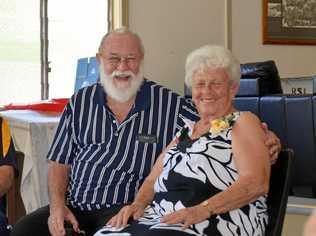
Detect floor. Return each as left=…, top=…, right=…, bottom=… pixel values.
left=282, top=213, right=308, bottom=236
left=282, top=196, right=316, bottom=236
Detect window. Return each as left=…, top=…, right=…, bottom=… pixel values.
left=0, top=0, right=109, bottom=105
left=0, top=0, right=41, bottom=105
left=48, top=0, right=108, bottom=98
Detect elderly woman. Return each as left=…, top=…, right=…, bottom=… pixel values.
left=94, top=45, right=270, bottom=236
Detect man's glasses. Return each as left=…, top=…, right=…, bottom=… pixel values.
left=103, top=55, right=139, bottom=68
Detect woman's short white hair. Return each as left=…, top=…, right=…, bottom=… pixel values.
left=185, top=45, right=241, bottom=88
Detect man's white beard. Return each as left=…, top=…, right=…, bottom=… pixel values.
left=99, top=62, right=144, bottom=103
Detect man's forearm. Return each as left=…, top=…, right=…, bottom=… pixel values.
left=48, top=161, right=70, bottom=211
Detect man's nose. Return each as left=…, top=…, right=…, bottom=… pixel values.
left=116, top=58, right=129, bottom=71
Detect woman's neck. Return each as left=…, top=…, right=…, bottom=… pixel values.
left=193, top=107, right=236, bottom=138
left=199, top=107, right=236, bottom=124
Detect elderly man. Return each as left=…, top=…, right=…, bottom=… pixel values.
left=12, top=28, right=281, bottom=236
left=0, top=117, right=17, bottom=236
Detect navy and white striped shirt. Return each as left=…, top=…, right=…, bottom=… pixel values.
left=47, top=79, right=198, bottom=211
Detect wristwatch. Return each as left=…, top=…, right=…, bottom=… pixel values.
left=201, top=200, right=209, bottom=207
left=201, top=200, right=213, bottom=217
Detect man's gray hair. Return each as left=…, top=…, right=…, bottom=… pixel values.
left=185, top=45, right=241, bottom=88
left=98, top=27, right=145, bottom=55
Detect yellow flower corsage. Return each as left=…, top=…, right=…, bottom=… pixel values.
left=210, top=113, right=236, bottom=134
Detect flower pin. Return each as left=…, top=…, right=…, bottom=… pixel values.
left=209, top=113, right=236, bottom=134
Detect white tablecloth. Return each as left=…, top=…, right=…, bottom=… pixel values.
left=0, top=110, right=60, bottom=213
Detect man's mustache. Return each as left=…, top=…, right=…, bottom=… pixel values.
left=111, top=70, right=134, bottom=78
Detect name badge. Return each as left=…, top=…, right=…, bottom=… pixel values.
left=137, top=134, right=157, bottom=144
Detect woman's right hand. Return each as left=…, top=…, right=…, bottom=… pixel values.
left=107, top=203, right=145, bottom=228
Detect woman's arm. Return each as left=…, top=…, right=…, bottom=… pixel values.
left=162, top=112, right=271, bottom=228
left=204, top=112, right=271, bottom=213
left=133, top=138, right=178, bottom=208
left=107, top=139, right=178, bottom=228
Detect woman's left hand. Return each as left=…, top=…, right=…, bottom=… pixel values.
left=160, top=204, right=211, bottom=230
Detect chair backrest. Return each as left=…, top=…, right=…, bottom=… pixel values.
left=265, top=149, right=294, bottom=236
left=74, top=57, right=100, bottom=92
left=240, top=60, right=283, bottom=95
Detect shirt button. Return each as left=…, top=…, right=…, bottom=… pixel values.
left=114, top=132, right=118, bottom=136
left=112, top=120, right=116, bottom=124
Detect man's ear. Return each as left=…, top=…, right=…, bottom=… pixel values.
left=96, top=53, right=101, bottom=63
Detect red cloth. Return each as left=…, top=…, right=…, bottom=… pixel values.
left=3, top=98, right=69, bottom=113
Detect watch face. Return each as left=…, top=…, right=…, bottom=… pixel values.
left=201, top=200, right=209, bottom=206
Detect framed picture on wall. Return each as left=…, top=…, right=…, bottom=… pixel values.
left=262, top=0, right=316, bottom=45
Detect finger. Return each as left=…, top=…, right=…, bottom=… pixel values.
left=66, top=213, right=80, bottom=232
left=162, top=213, right=184, bottom=224
left=48, top=217, right=64, bottom=236
left=106, top=216, right=115, bottom=226
left=261, top=122, right=268, bottom=132
left=114, top=212, right=124, bottom=228
left=264, top=132, right=275, bottom=145
left=110, top=215, right=119, bottom=228
left=271, top=154, right=278, bottom=164
left=160, top=213, right=172, bottom=223
left=48, top=220, right=56, bottom=236
left=166, top=216, right=185, bottom=225
left=55, top=217, right=66, bottom=235
left=269, top=145, right=280, bottom=157
left=265, top=137, right=279, bottom=147
left=122, top=208, right=132, bottom=226
left=107, top=215, right=120, bottom=227
left=181, top=221, right=190, bottom=230
left=133, top=210, right=143, bottom=220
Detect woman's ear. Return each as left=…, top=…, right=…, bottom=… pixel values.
left=230, top=81, right=240, bottom=96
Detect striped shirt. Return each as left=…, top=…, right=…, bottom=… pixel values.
left=47, top=79, right=198, bottom=211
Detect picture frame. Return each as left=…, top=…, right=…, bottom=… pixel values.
left=262, top=0, right=316, bottom=45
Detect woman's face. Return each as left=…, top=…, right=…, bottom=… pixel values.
left=191, top=67, right=238, bottom=119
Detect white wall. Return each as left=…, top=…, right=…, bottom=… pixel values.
left=129, top=0, right=316, bottom=95
left=129, top=0, right=226, bottom=95
left=231, top=0, right=316, bottom=80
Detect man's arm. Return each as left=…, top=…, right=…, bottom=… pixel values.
left=48, top=160, right=70, bottom=213
left=0, top=165, right=14, bottom=197
left=48, top=160, right=80, bottom=236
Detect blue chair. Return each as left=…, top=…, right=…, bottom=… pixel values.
left=74, top=57, right=100, bottom=92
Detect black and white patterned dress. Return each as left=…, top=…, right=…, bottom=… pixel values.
left=94, top=112, right=268, bottom=236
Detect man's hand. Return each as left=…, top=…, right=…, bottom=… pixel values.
left=48, top=205, right=80, bottom=236
left=261, top=122, right=281, bottom=164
